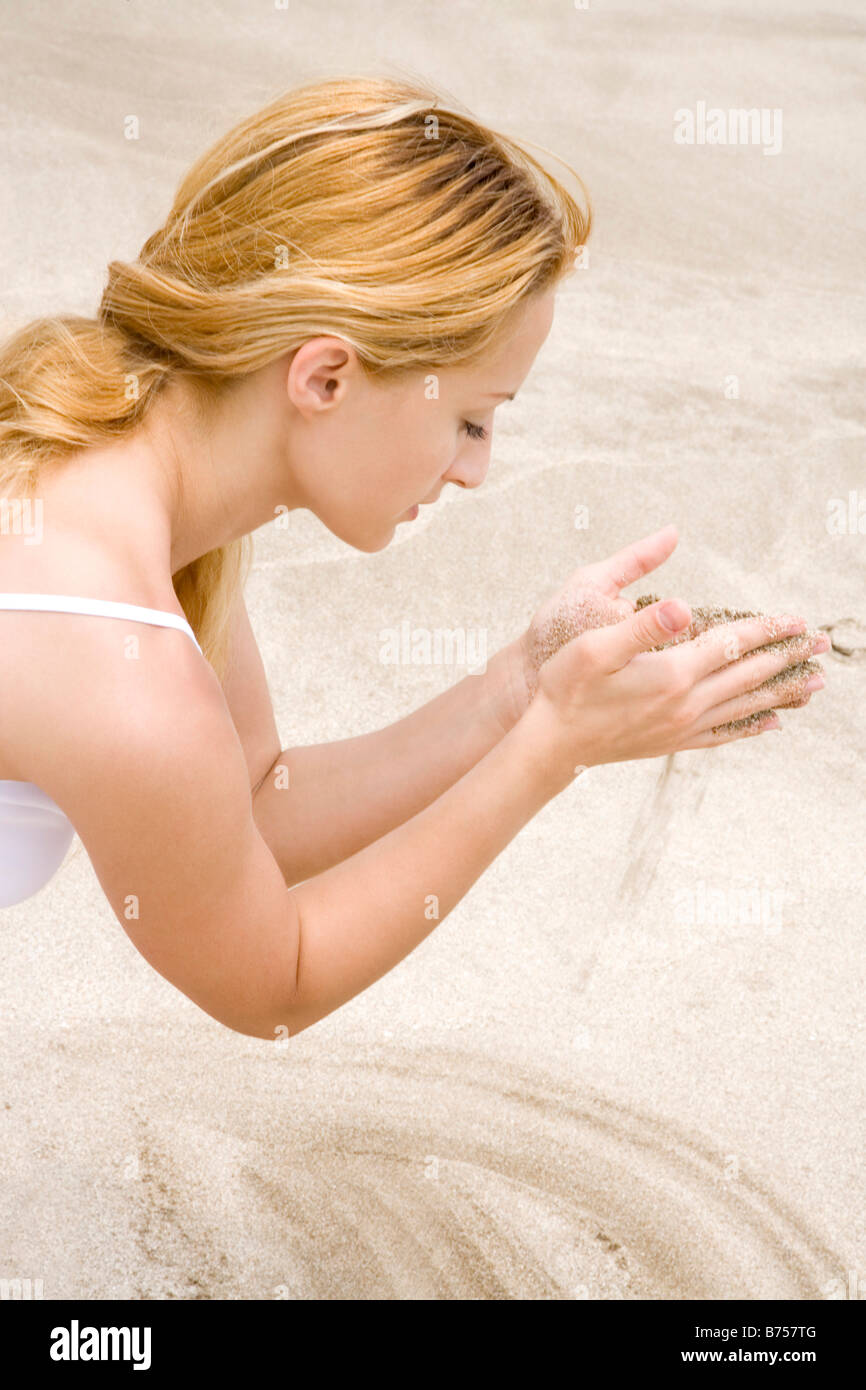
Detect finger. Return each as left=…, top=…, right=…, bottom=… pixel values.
left=584, top=596, right=692, bottom=671
left=671, top=613, right=811, bottom=681
left=692, top=663, right=823, bottom=732
left=678, top=711, right=782, bottom=750
left=577, top=524, right=679, bottom=597
left=691, top=635, right=825, bottom=714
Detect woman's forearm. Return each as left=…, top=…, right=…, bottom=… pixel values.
left=278, top=693, right=573, bottom=1037
left=251, top=638, right=528, bottom=885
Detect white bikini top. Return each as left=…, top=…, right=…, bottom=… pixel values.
left=0, top=594, right=203, bottom=909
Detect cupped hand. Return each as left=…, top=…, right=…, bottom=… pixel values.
left=516, top=523, right=683, bottom=707
left=529, top=597, right=819, bottom=776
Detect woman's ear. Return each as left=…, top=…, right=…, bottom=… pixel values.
left=286, top=337, right=355, bottom=414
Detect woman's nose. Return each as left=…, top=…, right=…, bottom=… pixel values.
left=447, top=443, right=492, bottom=491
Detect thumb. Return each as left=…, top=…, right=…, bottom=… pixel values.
left=594, top=597, right=692, bottom=670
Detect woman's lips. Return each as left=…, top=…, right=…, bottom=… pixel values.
left=402, top=491, right=442, bottom=521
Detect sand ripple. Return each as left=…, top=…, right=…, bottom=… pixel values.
left=6, top=1029, right=839, bottom=1300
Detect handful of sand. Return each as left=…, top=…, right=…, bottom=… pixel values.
left=525, top=589, right=823, bottom=736
left=633, top=593, right=824, bottom=734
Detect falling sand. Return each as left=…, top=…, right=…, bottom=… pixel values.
left=526, top=591, right=824, bottom=736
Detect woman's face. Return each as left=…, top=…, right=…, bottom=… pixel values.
left=283, top=289, right=556, bottom=551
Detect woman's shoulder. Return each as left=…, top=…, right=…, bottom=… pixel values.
left=0, top=602, right=221, bottom=818
left=0, top=541, right=207, bottom=784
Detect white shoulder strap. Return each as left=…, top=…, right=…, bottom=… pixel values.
left=0, top=594, right=203, bottom=654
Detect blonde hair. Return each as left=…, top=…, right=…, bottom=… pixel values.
left=0, top=75, right=591, bottom=680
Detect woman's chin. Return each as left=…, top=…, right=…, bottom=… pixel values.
left=330, top=521, right=396, bottom=553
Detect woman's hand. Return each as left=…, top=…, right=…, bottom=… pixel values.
left=493, top=524, right=826, bottom=743
left=514, top=524, right=683, bottom=710
left=524, top=596, right=821, bottom=777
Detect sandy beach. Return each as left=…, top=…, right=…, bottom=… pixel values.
left=1, top=0, right=863, bottom=1299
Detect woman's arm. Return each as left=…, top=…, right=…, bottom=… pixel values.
left=45, top=599, right=815, bottom=1041
left=47, top=631, right=568, bottom=1042
left=280, top=603, right=820, bottom=1040
left=221, top=587, right=528, bottom=884
left=234, top=527, right=689, bottom=883
left=251, top=638, right=528, bottom=886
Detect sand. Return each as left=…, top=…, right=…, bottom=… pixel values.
left=0, top=0, right=863, bottom=1301
left=632, top=592, right=824, bottom=732
left=525, top=588, right=824, bottom=734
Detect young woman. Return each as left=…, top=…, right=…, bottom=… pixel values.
left=0, top=76, right=826, bottom=1035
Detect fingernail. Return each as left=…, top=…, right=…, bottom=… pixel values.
left=811, top=635, right=830, bottom=654
left=659, top=600, right=689, bottom=631
left=804, top=674, right=825, bottom=692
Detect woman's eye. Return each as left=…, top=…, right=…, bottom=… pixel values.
left=461, top=420, right=488, bottom=442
